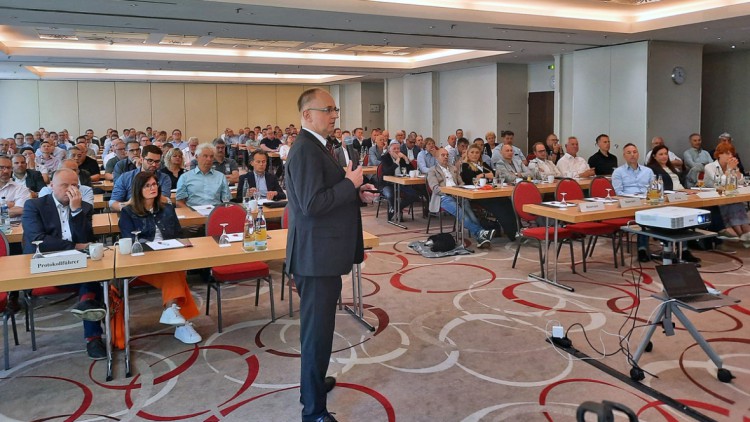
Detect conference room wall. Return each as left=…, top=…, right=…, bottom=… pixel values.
left=385, top=77, right=405, bottom=134
left=404, top=72, right=436, bottom=140
left=702, top=50, right=750, bottom=162
left=440, top=64, right=499, bottom=144
left=0, top=81, right=328, bottom=140
left=361, top=82, right=385, bottom=133
left=339, top=82, right=363, bottom=132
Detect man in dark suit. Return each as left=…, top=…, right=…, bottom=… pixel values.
left=21, top=167, right=107, bottom=360
left=400, top=136, right=421, bottom=162
left=285, top=88, right=377, bottom=422
left=11, top=153, right=45, bottom=196
left=235, top=150, right=286, bottom=202
left=333, top=141, right=360, bottom=169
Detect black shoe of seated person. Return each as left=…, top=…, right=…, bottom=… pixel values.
left=638, top=249, right=650, bottom=263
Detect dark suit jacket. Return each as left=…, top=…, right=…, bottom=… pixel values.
left=648, top=163, right=686, bottom=191
left=285, top=128, right=364, bottom=277
left=334, top=144, right=360, bottom=169
left=235, top=171, right=287, bottom=203
left=20, top=169, right=46, bottom=193
left=400, top=144, right=421, bottom=159
left=22, top=195, right=94, bottom=253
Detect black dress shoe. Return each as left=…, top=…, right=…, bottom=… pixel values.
left=681, top=250, right=701, bottom=263
left=71, top=300, right=106, bottom=321
left=637, top=249, right=650, bottom=263
left=315, top=412, right=338, bottom=422
left=86, top=338, right=107, bottom=360
left=4, top=292, right=20, bottom=315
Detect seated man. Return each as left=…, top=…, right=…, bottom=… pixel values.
left=368, top=134, right=388, bottom=167
left=450, top=137, right=470, bottom=170
left=21, top=168, right=107, bottom=360
left=682, top=133, right=714, bottom=187
left=0, top=155, right=31, bottom=222
left=491, top=130, right=527, bottom=166
left=527, top=142, right=561, bottom=178
left=236, top=150, right=286, bottom=203
left=103, top=139, right=127, bottom=181
left=189, top=139, right=239, bottom=185
left=65, top=147, right=94, bottom=187
left=35, top=140, right=61, bottom=183
left=427, top=148, right=495, bottom=248
left=494, top=143, right=531, bottom=182
left=109, top=145, right=171, bottom=212
left=176, top=143, right=230, bottom=208
left=112, top=140, right=141, bottom=182
left=39, top=160, right=95, bottom=206
left=11, top=153, right=45, bottom=197
left=401, top=135, right=421, bottom=162
left=74, top=140, right=102, bottom=182
left=380, top=141, right=419, bottom=221
left=587, top=134, right=618, bottom=176
left=335, top=139, right=360, bottom=168
left=556, top=136, right=595, bottom=178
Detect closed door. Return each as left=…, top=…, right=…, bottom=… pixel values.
left=528, top=91, right=554, bottom=153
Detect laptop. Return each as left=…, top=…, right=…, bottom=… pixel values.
left=655, top=263, right=740, bottom=310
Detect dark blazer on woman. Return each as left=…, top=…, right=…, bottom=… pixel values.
left=460, top=161, right=494, bottom=185
left=648, top=163, right=685, bottom=191
left=119, top=203, right=182, bottom=242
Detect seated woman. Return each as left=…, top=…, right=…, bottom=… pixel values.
left=460, top=144, right=517, bottom=240
left=380, top=140, right=419, bottom=221
left=703, top=142, right=750, bottom=244
left=160, top=147, right=186, bottom=190
left=118, top=171, right=202, bottom=344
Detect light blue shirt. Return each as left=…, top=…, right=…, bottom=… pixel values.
left=175, top=167, right=230, bottom=207
left=611, top=164, right=654, bottom=195
left=109, top=167, right=172, bottom=206
left=417, top=150, right=437, bottom=174
left=253, top=172, right=268, bottom=197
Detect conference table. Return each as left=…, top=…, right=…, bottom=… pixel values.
left=4, top=213, right=115, bottom=244
left=1, top=250, right=116, bottom=376
left=522, top=187, right=750, bottom=291
left=382, top=175, right=428, bottom=229
left=113, top=229, right=379, bottom=378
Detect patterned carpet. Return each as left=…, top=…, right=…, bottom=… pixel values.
left=1, top=205, right=749, bottom=421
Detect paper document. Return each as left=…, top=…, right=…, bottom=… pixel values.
left=585, top=198, right=618, bottom=203
left=146, top=239, right=188, bottom=250
left=459, top=185, right=480, bottom=190
left=620, top=193, right=646, bottom=199
left=192, top=205, right=214, bottom=216
left=223, top=233, right=244, bottom=243
left=542, top=201, right=577, bottom=208
left=44, top=250, right=85, bottom=257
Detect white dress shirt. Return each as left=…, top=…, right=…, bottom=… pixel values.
left=556, top=153, right=591, bottom=176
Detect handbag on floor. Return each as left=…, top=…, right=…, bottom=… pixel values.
left=427, top=233, right=456, bottom=252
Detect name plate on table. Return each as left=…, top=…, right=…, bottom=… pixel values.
left=619, top=197, right=642, bottom=208
left=697, top=191, right=720, bottom=199
left=31, top=250, right=87, bottom=274
left=578, top=202, right=605, bottom=212
left=666, top=192, right=688, bottom=202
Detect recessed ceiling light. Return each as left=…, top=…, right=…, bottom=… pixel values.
left=731, top=45, right=736, bottom=49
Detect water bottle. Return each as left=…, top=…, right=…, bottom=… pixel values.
left=255, top=206, right=267, bottom=251
left=242, top=207, right=255, bottom=252
left=0, top=197, right=9, bottom=234
left=656, top=174, right=664, bottom=202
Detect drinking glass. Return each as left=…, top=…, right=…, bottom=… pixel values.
left=473, top=177, right=479, bottom=188
left=605, top=188, right=612, bottom=200
left=219, top=223, right=231, bottom=247
left=130, top=231, right=144, bottom=256
left=32, top=240, right=44, bottom=259
left=560, top=192, right=567, bottom=206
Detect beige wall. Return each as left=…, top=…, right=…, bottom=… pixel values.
left=0, top=81, right=328, bottom=141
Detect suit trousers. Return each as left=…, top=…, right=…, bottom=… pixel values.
left=295, top=274, right=342, bottom=421
left=79, top=282, right=104, bottom=339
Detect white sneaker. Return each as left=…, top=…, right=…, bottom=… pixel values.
left=159, top=304, right=186, bottom=326
left=174, top=322, right=202, bottom=344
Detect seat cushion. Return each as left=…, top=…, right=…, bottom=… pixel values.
left=212, top=262, right=270, bottom=282
left=566, top=222, right=619, bottom=236
left=602, top=217, right=632, bottom=227
left=520, top=226, right=573, bottom=240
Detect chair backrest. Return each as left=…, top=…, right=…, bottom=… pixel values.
left=555, top=178, right=585, bottom=201
left=410, top=160, right=418, bottom=170
left=590, top=176, right=614, bottom=198
left=376, top=162, right=384, bottom=185
left=205, top=203, right=246, bottom=236
left=282, top=206, right=290, bottom=229
left=512, top=181, right=542, bottom=223
left=363, top=154, right=369, bottom=166
left=0, top=231, right=8, bottom=258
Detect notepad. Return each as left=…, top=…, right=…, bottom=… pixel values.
left=192, top=205, right=214, bottom=216
left=541, top=201, right=577, bottom=208
left=146, top=239, right=189, bottom=250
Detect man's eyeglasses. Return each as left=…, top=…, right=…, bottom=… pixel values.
left=306, top=107, right=340, bottom=114
left=144, top=158, right=159, bottom=164
left=128, top=148, right=140, bottom=153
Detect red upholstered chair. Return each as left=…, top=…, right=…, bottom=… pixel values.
left=362, top=154, right=369, bottom=166
left=511, top=181, right=577, bottom=277
left=205, top=203, right=275, bottom=332
left=555, top=179, right=621, bottom=271
left=590, top=176, right=630, bottom=264
left=1, top=232, right=20, bottom=370
left=425, top=180, right=456, bottom=234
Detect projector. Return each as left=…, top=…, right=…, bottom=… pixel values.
left=635, top=207, right=710, bottom=230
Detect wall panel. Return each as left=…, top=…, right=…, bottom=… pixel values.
left=247, top=85, right=277, bottom=126
left=185, top=84, right=218, bottom=142
left=151, top=83, right=186, bottom=135
left=115, top=82, right=152, bottom=132
left=276, top=85, right=304, bottom=127
left=39, top=81, right=79, bottom=135
left=78, top=82, right=116, bottom=136
left=0, top=80, right=39, bottom=135
left=217, top=84, right=248, bottom=133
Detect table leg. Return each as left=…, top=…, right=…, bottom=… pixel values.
left=528, top=217, right=574, bottom=291
left=343, top=263, right=375, bottom=331
left=124, top=277, right=132, bottom=378
left=103, top=279, right=113, bottom=382
left=388, top=183, right=407, bottom=229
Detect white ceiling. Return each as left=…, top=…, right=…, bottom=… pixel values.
left=1, top=0, right=749, bottom=83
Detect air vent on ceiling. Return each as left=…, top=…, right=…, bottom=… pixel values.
left=39, top=34, right=78, bottom=40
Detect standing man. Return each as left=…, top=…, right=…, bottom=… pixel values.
left=588, top=134, right=618, bottom=175
left=285, top=88, right=376, bottom=422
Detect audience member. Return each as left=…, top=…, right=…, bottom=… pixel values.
left=380, top=141, right=419, bottom=221
left=66, top=147, right=94, bottom=187
left=400, top=134, right=421, bottom=161
left=335, top=137, right=360, bottom=168
left=110, top=145, right=170, bottom=212
left=236, top=150, right=286, bottom=202
left=445, top=134, right=457, bottom=154
left=450, top=137, right=469, bottom=167
left=176, top=143, right=230, bottom=207
left=472, top=138, right=493, bottom=167
left=39, top=160, right=95, bottom=206
left=483, top=131, right=497, bottom=158
left=644, top=136, right=682, bottom=168
left=494, top=144, right=530, bottom=182
left=161, top=147, right=186, bottom=189
left=368, top=134, right=388, bottom=167
left=682, top=133, right=713, bottom=187
left=35, top=140, right=61, bottom=182
left=417, top=137, right=438, bottom=174
left=556, top=136, right=595, bottom=178
left=528, top=142, right=561, bottom=178
left=0, top=155, right=30, bottom=221
left=703, top=142, right=750, bottom=243
left=588, top=134, right=618, bottom=175
left=11, top=153, right=44, bottom=196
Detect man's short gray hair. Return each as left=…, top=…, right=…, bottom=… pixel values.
left=195, top=142, right=215, bottom=157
